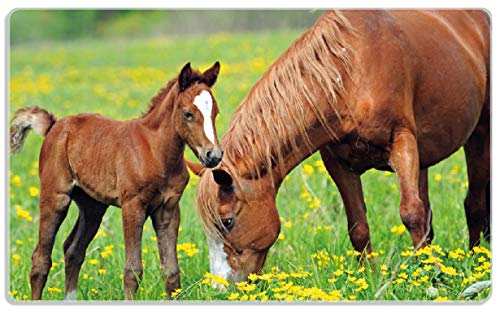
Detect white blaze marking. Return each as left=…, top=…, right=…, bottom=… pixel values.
left=208, top=237, right=232, bottom=284
left=193, top=90, right=215, bottom=144
left=64, top=290, right=77, bottom=301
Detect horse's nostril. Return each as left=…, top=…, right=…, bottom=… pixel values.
left=205, top=150, right=213, bottom=159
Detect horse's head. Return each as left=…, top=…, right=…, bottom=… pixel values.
left=174, top=62, right=222, bottom=168
left=194, top=164, right=281, bottom=282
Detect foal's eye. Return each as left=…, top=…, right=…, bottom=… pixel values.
left=183, top=111, right=194, bottom=120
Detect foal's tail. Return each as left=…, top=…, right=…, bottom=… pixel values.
left=10, top=106, right=56, bottom=154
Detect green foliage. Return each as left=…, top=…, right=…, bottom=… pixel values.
left=9, top=10, right=323, bottom=45
left=8, top=31, right=490, bottom=302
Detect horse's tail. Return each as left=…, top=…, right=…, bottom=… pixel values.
left=10, top=106, right=56, bottom=154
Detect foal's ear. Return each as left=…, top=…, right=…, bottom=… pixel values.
left=213, top=168, right=233, bottom=189
left=178, top=62, right=193, bottom=92
left=185, top=158, right=206, bottom=176
left=203, top=61, right=221, bottom=87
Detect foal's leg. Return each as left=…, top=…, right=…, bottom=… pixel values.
left=463, top=107, right=490, bottom=248
left=389, top=129, right=429, bottom=249
left=30, top=189, right=72, bottom=300
left=151, top=202, right=181, bottom=299
left=418, top=169, right=434, bottom=244
left=63, top=189, right=108, bottom=300
left=320, top=145, right=372, bottom=254
left=122, top=199, right=147, bottom=300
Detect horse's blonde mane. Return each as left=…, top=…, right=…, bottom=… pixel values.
left=197, top=10, right=354, bottom=240
left=223, top=11, right=353, bottom=181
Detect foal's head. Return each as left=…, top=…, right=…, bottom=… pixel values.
left=174, top=62, right=223, bottom=168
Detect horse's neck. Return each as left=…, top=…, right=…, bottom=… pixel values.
left=226, top=97, right=341, bottom=190
left=271, top=125, right=336, bottom=188
left=139, top=91, right=185, bottom=164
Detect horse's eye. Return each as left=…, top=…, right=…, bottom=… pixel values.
left=183, top=111, right=194, bottom=120
left=216, top=217, right=235, bottom=233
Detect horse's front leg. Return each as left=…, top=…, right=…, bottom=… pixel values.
left=151, top=200, right=181, bottom=299
left=389, top=129, right=429, bottom=249
left=418, top=168, right=434, bottom=244
left=320, top=145, right=372, bottom=256
left=122, top=198, right=147, bottom=300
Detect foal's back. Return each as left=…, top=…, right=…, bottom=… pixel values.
left=40, top=113, right=150, bottom=206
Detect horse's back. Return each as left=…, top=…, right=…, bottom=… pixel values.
left=340, top=10, right=489, bottom=168
left=41, top=113, right=130, bottom=205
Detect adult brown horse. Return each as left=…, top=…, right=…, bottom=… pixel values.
left=190, top=10, right=490, bottom=282
left=10, top=62, right=223, bottom=300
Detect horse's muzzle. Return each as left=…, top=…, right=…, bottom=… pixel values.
left=200, top=147, right=223, bottom=168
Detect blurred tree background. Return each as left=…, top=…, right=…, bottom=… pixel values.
left=10, top=10, right=324, bottom=45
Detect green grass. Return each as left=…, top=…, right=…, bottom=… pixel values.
left=8, top=30, right=490, bottom=302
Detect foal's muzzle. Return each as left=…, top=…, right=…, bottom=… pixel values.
left=200, top=147, right=223, bottom=168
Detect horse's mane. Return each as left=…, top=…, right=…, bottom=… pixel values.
left=140, top=68, right=207, bottom=118
left=197, top=10, right=354, bottom=241
left=222, top=10, right=354, bottom=181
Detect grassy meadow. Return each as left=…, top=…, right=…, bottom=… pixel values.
left=8, top=30, right=490, bottom=302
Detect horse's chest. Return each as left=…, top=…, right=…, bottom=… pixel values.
left=148, top=170, right=190, bottom=210
left=332, top=138, right=389, bottom=173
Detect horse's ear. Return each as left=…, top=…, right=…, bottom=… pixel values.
left=203, top=61, right=220, bottom=87
left=213, top=168, right=233, bottom=189
left=185, top=158, right=205, bottom=176
left=178, top=62, right=192, bottom=92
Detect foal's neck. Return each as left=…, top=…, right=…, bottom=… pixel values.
left=140, top=88, right=185, bottom=165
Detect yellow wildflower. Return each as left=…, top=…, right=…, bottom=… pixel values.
left=171, top=288, right=182, bottom=298
left=302, top=164, right=314, bottom=175
left=434, top=173, right=442, bottom=181
left=11, top=175, right=22, bottom=186
left=47, top=287, right=62, bottom=294
left=98, top=269, right=106, bottom=275
left=434, top=296, right=449, bottom=301
left=29, top=186, right=39, bottom=197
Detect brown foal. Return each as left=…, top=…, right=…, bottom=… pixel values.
left=10, top=62, right=223, bottom=300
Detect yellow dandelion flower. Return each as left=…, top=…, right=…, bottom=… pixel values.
left=284, top=221, right=292, bottom=228
left=397, top=224, right=406, bottom=235
left=29, top=186, right=39, bottom=197
left=434, top=173, right=442, bottom=181
left=400, top=264, right=408, bottom=270
left=11, top=175, right=22, bottom=186
left=434, top=296, right=449, bottom=301
left=398, top=272, right=408, bottom=279
left=47, top=287, right=62, bottom=294
left=302, top=164, right=314, bottom=175
left=98, top=269, right=106, bottom=275
left=15, top=239, right=23, bottom=245
left=171, top=288, right=182, bottom=298
left=227, top=292, right=240, bottom=300
left=150, top=236, right=157, bottom=241
left=83, top=273, right=89, bottom=280
left=88, top=259, right=99, bottom=265
left=12, top=254, right=21, bottom=263
left=278, top=233, right=285, bottom=240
